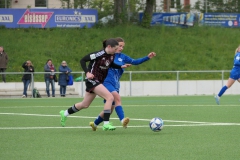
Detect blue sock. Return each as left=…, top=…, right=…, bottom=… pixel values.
left=94, top=115, right=104, bottom=126
left=115, top=106, right=124, bottom=121
left=218, top=85, right=228, bottom=97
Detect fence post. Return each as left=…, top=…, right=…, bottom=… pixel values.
left=81, top=72, right=84, bottom=97
left=31, top=73, right=34, bottom=98
left=129, top=71, right=132, bottom=96
left=177, top=71, right=179, bottom=95
left=221, top=70, right=224, bottom=87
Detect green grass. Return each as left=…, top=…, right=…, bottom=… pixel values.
left=1, top=25, right=240, bottom=81
left=1, top=96, right=240, bottom=160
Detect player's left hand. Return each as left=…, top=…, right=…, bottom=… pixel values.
left=121, top=64, right=131, bottom=68
left=148, top=52, right=156, bottom=58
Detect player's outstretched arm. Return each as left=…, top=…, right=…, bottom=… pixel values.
left=123, top=52, right=156, bottom=65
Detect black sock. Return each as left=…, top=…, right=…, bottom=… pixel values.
left=103, top=110, right=111, bottom=121
left=67, top=104, right=79, bottom=115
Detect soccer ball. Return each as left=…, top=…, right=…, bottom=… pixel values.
left=149, top=117, right=164, bottom=132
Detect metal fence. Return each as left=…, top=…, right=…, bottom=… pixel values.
left=0, top=70, right=231, bottom=97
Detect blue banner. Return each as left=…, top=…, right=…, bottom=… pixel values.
left=139, top=12, right=195, bottom=27
left=140, top=12, right=240, bottom=28
left=198, top=13, right=240, bottom=27
left=0, top=9, right=98, bottom=28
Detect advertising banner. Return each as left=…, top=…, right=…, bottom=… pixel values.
left=139, top=12, right=195, bottom=27
left=198, top=13, right=240, bottom=27
left=140, top=12, right=240, bottom=28
left=0, top=9, right=98, bottom=28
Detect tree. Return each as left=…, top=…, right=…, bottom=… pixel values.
left=73, top=0, right=88, bottom=9
left=114, top=0, right=124, bottom=23
left=113, top=0, right=149, bottom=24
left=0, top=0, right=11, bottom=8
left=141, top=0, right=155, bottom=28
left=193, top=0, right=240, bottom=13
left=91, top=0, right=114, bottom=20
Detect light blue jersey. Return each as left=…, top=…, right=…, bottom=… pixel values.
left=103, top=53, right=149, bottom=92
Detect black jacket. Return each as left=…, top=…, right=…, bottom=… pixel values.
left=22, top=62, right=34, bottom=80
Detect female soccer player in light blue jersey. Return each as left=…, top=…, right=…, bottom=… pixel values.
left=90, top=37, right=156, bottom=130
left=215, top=46, right=240, bottom=105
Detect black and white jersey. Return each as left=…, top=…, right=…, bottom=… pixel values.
left=80, top=49, right=122, bottom=83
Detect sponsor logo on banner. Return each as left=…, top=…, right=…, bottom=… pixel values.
left=0, top=15, right=13, bottom=22
left=55, top=10, right=96, bottom=23
left=17, top=9, right=53, bottom=28
left=234, top=20, right=238, bottom=26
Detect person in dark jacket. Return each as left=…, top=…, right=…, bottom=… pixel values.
left=0, top=46, right=8, bottom=83
left=58, top=61, right=72, bottom=97
left=44, top=59, right=56, bottom=97
left=22, top=60, right=34, bottom=98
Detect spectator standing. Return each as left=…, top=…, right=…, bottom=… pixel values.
left=58, top=61, right=72, bottom=97
left=0, top=46, right=8, bottom=83
left=44, top=59, right=56, bottom=97
left=22, top=60, right=34, bottom=98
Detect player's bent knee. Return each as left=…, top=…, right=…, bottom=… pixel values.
left=105, top=94, right=114, bottom=102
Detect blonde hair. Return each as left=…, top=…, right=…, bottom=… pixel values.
left=235, top=45, right=240, bottom=54
left=27, top=60, right=33, bottom=66
left=62, top=61, right=67, bottom=65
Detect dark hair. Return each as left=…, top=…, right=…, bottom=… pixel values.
left=46, top=59, right=52, bottom=64
left=102, top=38, right=119, bottom=48
left=115, top=37, right=124, bottom=43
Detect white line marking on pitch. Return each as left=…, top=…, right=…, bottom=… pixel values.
left=0, top=112, right=220, bottom=124
left=0, top=104, right=240, bottom=109
left=1, top=112, right=240, bottom=129
left=0, top=123, right=240, bottom=130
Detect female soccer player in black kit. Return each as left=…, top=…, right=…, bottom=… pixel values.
left=59, top=38, right=131, bottom=131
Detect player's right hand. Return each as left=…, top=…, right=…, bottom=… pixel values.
left=148, top=52, right=156, bottom=58
left=86, top=72, right=94, bottom=79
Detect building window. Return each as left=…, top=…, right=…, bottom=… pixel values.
left=35, top=0, right=47, bottom=7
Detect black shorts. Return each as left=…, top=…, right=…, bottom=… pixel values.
left=85, top=78, right=101, bottom=93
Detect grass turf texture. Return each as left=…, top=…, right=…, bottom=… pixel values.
left=0, top=96, right=240, bottom=160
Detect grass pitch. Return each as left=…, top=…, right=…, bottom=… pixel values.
left=0, top=95, right=240, bottom=160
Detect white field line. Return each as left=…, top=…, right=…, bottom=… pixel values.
left=0, top=123, right=240, bottom=130
left=1, top=104, right=240, bottom=109
left=0, top=112, right=240, bottom=130
left=0, top=112, right=227, bottom=124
